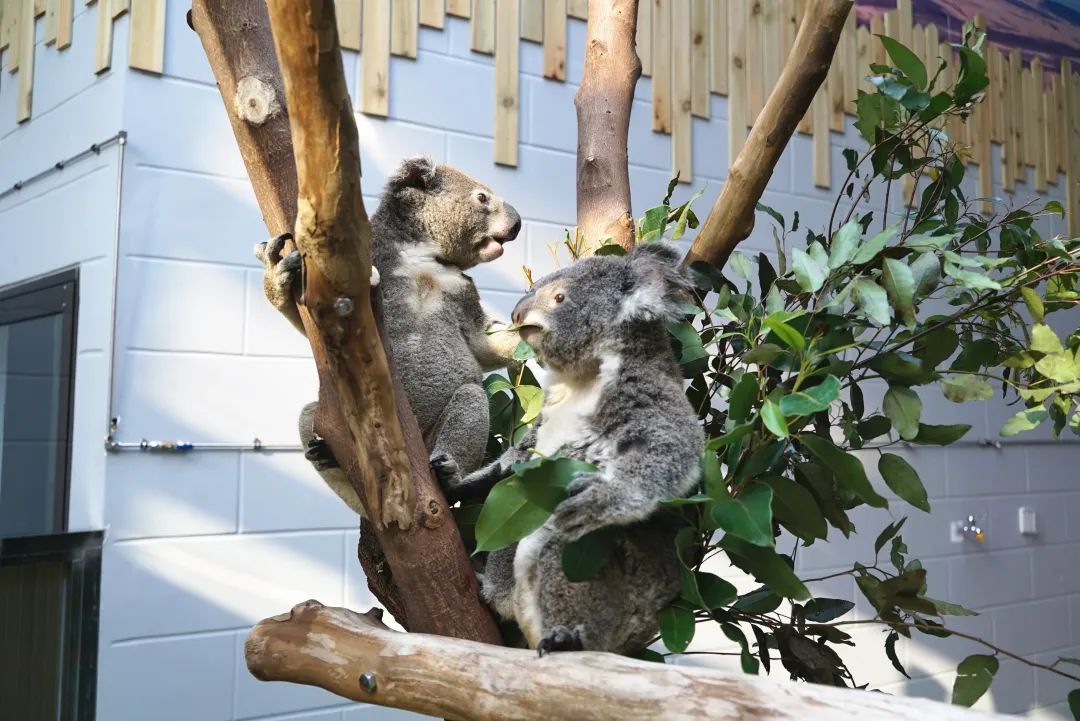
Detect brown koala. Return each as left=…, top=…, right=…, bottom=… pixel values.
left=256, top=157, right=523, bottom=514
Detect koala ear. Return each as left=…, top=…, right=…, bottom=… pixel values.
left=387, top=156, right=437, bottom=191
left=619, top=243, right=693, bottom=322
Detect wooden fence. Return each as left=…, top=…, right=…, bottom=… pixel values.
left=1, top=0, right=1078, bottom=235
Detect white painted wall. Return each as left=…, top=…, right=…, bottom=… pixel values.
left=0, top=6, right=1077, bottom=720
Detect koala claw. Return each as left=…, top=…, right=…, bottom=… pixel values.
left=304, top=437, right=339, bottom=471
left=429, top=453, right=461, bottom=489
left=370, top=266, right=381, bottom=288
left=537, top=626, right=584, bottom=656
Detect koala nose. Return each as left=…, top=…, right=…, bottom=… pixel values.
left=502, top=205, right=522, bottom=242
left=511, top=294, right=532, bottom=326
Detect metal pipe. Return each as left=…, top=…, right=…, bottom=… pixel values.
left=0, top=132, right=128, bottom=202
left=104, top=132, right=128, bottom=450
left=106, top=438, right=302, bottom=453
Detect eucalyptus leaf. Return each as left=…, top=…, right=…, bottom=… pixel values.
left=883, top=386, right=922, bottom=440
left=951, top=654, right=999, bottom=707
left=792, top=247, right=827, bottom=292
left=942, top=375, right=994, bottom=403
left=852, top=279, right=892, bottom=326
left=852, top=225, right=897, bottom=264
left=828, top=221, right=862, bottom=269
left=709, top=483, right=775, bottom=547
left=882, top=258, right=917, bottom=327
left=879, top=453, right=931, bottom=512
left=1000, top=408, right=1048, bottom=437
left=658, top=604, right=696, bottom=653
left=799, top=434, right=889, bottom=508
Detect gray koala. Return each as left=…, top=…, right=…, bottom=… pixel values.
left=256, top=157, right=523, bottom=514
left=445, top=243, right=705, bottom=655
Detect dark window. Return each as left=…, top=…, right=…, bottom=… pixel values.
left=0, top=270, right=77, bottom=537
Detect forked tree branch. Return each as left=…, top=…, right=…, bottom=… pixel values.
left=575, top=0, right=641, bottom=252
left=685, top=0, right=854, bottom=270
left=245, top=600, right=1011, bottom=721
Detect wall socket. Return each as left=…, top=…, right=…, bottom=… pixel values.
left=1018, top=506, right=1038, bottom=536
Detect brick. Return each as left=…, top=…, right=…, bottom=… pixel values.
left=244, top=270, right=317, bottom=358
left=946, top=445, right=1027, bottom=497
left=986, top=494, right=1070, bottom=550
left=391, top=55, right=493, bottom=136
left=343, top=706, right=435, bottom=720
left=993, top=597, right=1070, bottom=656
left=240, top=452, right=357, bottom=533
left=1032, top=544, right=1080, bottom=597
left=353, top=116, right=448, bottom=193
left=1028, top=444, right=1080, bottom=493
left=1034, top=646, right=1080, bottom=710
left=949, top=548, right=1032, bottom=609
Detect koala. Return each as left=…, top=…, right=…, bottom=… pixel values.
left=256, top=157, right=523, bottom=514
left=444, top=243, right=705, bottom=655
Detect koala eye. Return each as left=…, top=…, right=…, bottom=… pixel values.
left=475, top=191, right=489, bottom=204
left=554, top=292, right=565, bottom=304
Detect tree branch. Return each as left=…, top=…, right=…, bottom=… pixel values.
left=574, top=0, right=641, bottom=253
left=245, top=600, right=1012, bottom=721
left=685, top=0, right=853, bottom=270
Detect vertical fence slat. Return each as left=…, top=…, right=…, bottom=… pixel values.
left=567, top=0, right=585, bottom=20
left=44, top=0, right=56, bottom=44
left=543, top=0, right=564, bottom=80
left=420, top=0, right=445, bottom=28
left=761, top=0, right=780, bottom=111
left=1031, top=57, right=1046, bottom=192
left=709, top=0, right=726, bottom=93
left=94, top=0, right=115, bottom=74
left=447, top=0, right=470, bottom=17
left=471, top=0, right=495, bottom=53
left=871, top=13, right=885, bottom=66
left=856, top=25, right=871, bottom=94
left=780, top=0, right=796, bottom=80
left=16, top=0, right=33, bottom=120
left=392, top=0, right=418, bottom=57
left=128, top=0, right=165, bottom=73
left=637, top=0, right=651, bottom=77
left=1045, top=73, right=1058, bottom=184
left=111, top=0, right=127, bottom=18
left=690, top=0, right=709, bottom=118
left=494, top=0, right=518, bottom=166
left=728, top=0, right=747, bottom=154
left=520, top=0, right=541, bottom=41
left=1062, top=63, right=1079, bottom=236
left=896, top=0, right=911, bottom=46
left=1054, top=71, right=1067, bottom=176
left=1010, top=49, right=1024, bottom=179
left=1000, top=46, right=1015, bottom=192
left=651, top=0, right=671, bottom=133
left=986, top=45, right=1001, bottom=143
left=672, top=0, right=692, bottom=179
left=55, top=0, right=70, bottom=49
left=362, top=0, right=391, bottom=116
left=841, top=8, right=856, bottom=114
left=746, top=0, right=763, bottom=125
left=335, top=0, right=362, bottom=49
left=796, top=0, right=813, bottom=134
left=812, top=86, right=829, bottom=187
left=9, top=0, right=24, bottom=72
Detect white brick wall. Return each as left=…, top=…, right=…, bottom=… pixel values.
left=1, top=9, right=1077, bottom=721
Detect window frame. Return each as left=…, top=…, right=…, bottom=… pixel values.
left=0, top=268, right=79, bottom=536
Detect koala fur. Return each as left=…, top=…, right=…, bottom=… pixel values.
left=256, top=157, right=523, bottom=514
left=445, top=243, right=705, bottom=655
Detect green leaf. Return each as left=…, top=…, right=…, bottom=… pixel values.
left=516, top=457, right=597, bottom=511
left=879, top=35, right=928, bottom=89
left=512, top=339, right=535, bottom=360
left=743, top=343, right=784, bottom=366
left=763, top=315, right=806, bottom=351
left=1031, top=323, right=1064, bottom=354
left=756, top=202, right=786, bottom=229
left=808, top=240, right=829, bottom=269
left=1000, top=408, right=1049, bottom=437
left=879, top=453, right=931, bottom=512
left=951, top=654, right=999, bottom=707
left=721, top=536, right=810, bottom=600
left=909, top=252, right=942, bottom=298
left=709, top=483, right=775, bottom=547
left=1020, top=287, right=1045, bottom=322
left=702, top=450, right=725, bottom=499
left=638, top=204, right=669, bottom=242
left=924, top=597, right=979, bottom=617
left=761, top=475, right=828, bottom=540
left=707, top=423, right=754, bottom=451
left=944, top=262, right=1001, bottom=291
left=728, top=251, right=754, bottom=280
left=474, top=477, right=550, bottom=553
left=799, top=434, right=889, bottom=508
left=885, top=631, right=910, bottom=679
left=729, top=373, right=760, bottom=422
left=733, top=586, right=783, bottom=613
left=869, top=352, right=938, bottom=385
left=668, top=320, right=709, bottom=375
left=658, top=604, right=696, bottom=653
left=852, top=279, right=892, bottom=326
left=912, top=423, right=971, bottom=445
left=720, top=623, right=760, bottom=675
left=882, top=258, right=917, bottom=327
left=875, top=518, right=907, bottom=555
left=828, top=221, right=862, bottom=269
left=792, top=247, right=827, bottom=292
left=1068, top=689, right=1080, bottom=721
left=852, top=225, right=897, bottom=264
left=884, top=386, right=922, bottom=440
left=942, top=375, right=994, bottom=403
left=515, top=385, right=544, bottom=424
left=761, top=400, right=790, bottom=439
left=561, top=528, right=616, bottom=582
left=914, top=327, right=959, bottom=368
left=804, top=598, right=855, bottom=622
left=695, top=572, right=738, bottom=609
left=780, top=375, right=841, bottom=417
left=858, top=415, right=892, bottom=440
left=1035, top=353, right=1080, bottom=383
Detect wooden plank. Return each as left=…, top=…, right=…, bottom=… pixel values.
left=494, top=0, right=518, bottom=166
left=780, top=0, right=796, bottom=74
left=873, top=12, right=888, bottom=66
left=16, top=0, right=32, bottom=121
left=1031, top=58, right=1046, bottom=192
left=543, top=0, right=564, bottom=80
left=336, top=0, right=362, bottom=51
left=746, top=0, right=764, bottom=124
left=896, top=0, right=911, bottom=47
left=567, top=0, right=586, bottom=20
left=111, top=0, right=125, bottom=18
left=44, top=0, right=57, bottom=44
left=856, top=25, right=871, bottom=94
left=8, top=0, right=22, bottom=73
left=1063, top=62, right=1079, bottom=236
left=420, top=0, right=445, bottom=29
left=672, top=0, right=692, bottom=179
left=637, top=0, right=651, bottom=77
left=0, top=1, right=6, bottom=54
left=1000, top=46, right=1015, bottom=192
left=54, top=0, right=70, bottom=49
left=520, top=0, right=541, bottom=41
left=841, top=8, right=856, bottom=113
left=924, top=23, right=938, bottom=81
left=709, top=0, right=726, bottom=93
left=471, top=0, right=494, bottom=54
left=651, top=0, right=670, bottom=132
left=690, top=0, right=709, bottom=118
left=796, top=0, right=812, bottom=134
left=128, top=0, right=165, bottom=73
left=93, top=0, right=114, bottom=74
left=1054, top=72, right=1066, bottom=176
left=812, top=86, right=829, bottom=187
left=727, top=0, right=747, bottom=153
left=1009, top=49, right=1024, bottom=179
left=975, top=67, right=992, bottom=211
left=362, top=0, right=391, bottom=116
left=761, top=0, right=780, bottom=108
left=1044, top=75, right=1057, bottom=184
left=447, top=0, right=470, bottom=17
left=391, top=0, right=418, bottom=58
left=987, top=44, right=1003, bottom=143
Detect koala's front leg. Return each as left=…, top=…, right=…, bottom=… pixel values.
left=470, top=317, right=524, bottom=371
left=440, top=425, right=538, bottom=503
left=255, top=234, right=305, bottom=335
left=298, top=402, right=366, bottom=516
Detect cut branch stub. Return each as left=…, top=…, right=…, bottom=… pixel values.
left=685, top=0, right=854, bottom=270
left=574, top=0, right=641, bottom=253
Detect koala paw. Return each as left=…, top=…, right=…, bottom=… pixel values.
left=537, top=626, right=584, bottom=656
left=304, top=437, right=339, bottom=471
left=566, top=471, right=599, bottom=498
left=370, top=266, right=381, bottom=288
left=255, top=234, right=302, bottom=309
left=429, top=453, right=461, bottom=490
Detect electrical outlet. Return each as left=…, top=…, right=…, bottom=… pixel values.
left=1018, top=507, right=1038, bottom=536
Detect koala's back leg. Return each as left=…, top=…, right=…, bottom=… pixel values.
left=428, top=383, right=489, bottom=484
left=531, top=540, right=620, bottom=653
left=299, top=402, right=366, bottom=516
left=479, top=545, right=517, bottom=620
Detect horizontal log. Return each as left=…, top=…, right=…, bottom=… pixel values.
left=246, top=600, right=1011, bottom=721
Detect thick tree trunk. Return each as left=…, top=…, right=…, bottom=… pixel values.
left=191, top=0, right=500, bottom=644
left=684, top=0, right=853, bottom=270
left=245, top=600, right=1010, bottom=721
left=574, top=0, right=641, bottom=253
